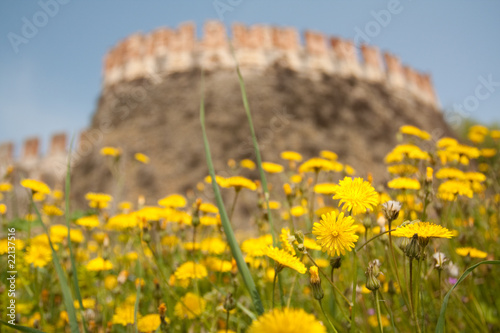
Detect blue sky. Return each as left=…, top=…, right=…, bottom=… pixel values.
left=1, top=1, right=499, bottom=155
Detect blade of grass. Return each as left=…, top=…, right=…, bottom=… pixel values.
left=199, top=71, right=264, bottom=315
left=0, top=320, right=44, bottom=332
left=65, top=136, right=89, bottom=333
left=30, top=197, right=80, bottom=333
left=435, top=260, right=500, bottom=333
left=134, top=259, right=142, bottom=333
left=229, top=43, right=277, bottom=247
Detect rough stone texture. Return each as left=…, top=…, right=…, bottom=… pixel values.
left=71, top=67, right=454, bottom=209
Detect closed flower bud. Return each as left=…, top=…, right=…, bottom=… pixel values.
left=224, top=293, right=236, bottom=312
left=330, top=257, right=342, bottom=270
left=426, top=167, right=433, bottom=183
left=309, top=266, right=324, bottom=300
left=365, top=259, right=382, bottom=291
left=382, top=200, right=402, bottom=222
left=405, top=234, right=420, bottom=259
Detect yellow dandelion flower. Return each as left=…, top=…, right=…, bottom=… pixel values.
left=104, top=275, right=118, bottom=290
left=200, top=215, right=219, bottom=226
left=302, top=237, right=321, bottom=251
left=119, top=201, right=133, bottom=211
left=200, top=237, right=226, bottom=255
left=388, top=177, right=421, bottom=190
left=158, top=194, right=187, bottom=208
left=240, top=159, right=256, bottom=170
left=320, top=150, right=338, bottom=161
left=290, top=205, right=307, bottom=217
left=464, top=171, right=486, bottom=182
left=447, top=144, right=480, bottom=159
left=490, top=129, right=500, bottom=139
left=204, top=257, right=232, bottom=272
left=161, top=235, right=179, bottom=247
left=468, top=131, right=485, bottom=144
left=315, top=206, right=337, bottom=217
left=242, top=234, right=273, bottom=257
left=385, top=144, right=430, bottom=163
left=21, top=179, right=51, bottom=194
left=290, top=174, right=303, bottom=184
left=314, top=183, right=338, bottom=195
left=137, top=314, right=162, bottom=332
left=368, top=314, right=390, bottom=328
left=280, top=228, right=296, bottom=255
left=0, top=182, right=13, bottom=192
left=281, top=151, right=303, bottom=161
left=313, top=211, right=358, bottom=256
left=112, top=305, right=135, bottom=326
left=134, top=152, right=150, bottom=164
left=435, top=167, right=466, bottom=180
left=74, top=298, right=95, bottom=309
left=107, top=213, right=137, bottom=230
left=224, top=176, right=257, bottom=191
left=76, top=215, right=100, bottom=228
left=262, top=162, right=284, bottom=173
left=469, top=124, right=488, bottom=135
left=50, top=225, right=84, bottom=243
left=436, top=137, right=458, bottom=149
left=199, top=202, right=218, bottom=214
left=86, top=257, right=113, bottom=271
left=43, top=204, right=63, bottom=217
left=174, top=292, right=206, bottom=319
left=481, top=148, right=497, bottom=158
left=0, top=204, right=6, bottom=215
left=0, top=239, right=24, bottom=254
left=182, top=242, right=201, bottom=251
left=456, top=247, right=488, bottom=259
left=52, top=190, right=64, bottom=200
left=264, top=200, right=281, bottom=210
left=25, top=245, right=52, bottom=268
left=248, top=308, right=326, bottom=333
left=265, top=246, right=306, bottom=274
left=174, top=261, right=208, bottom=280
left=299, top=158, right=338, bottom=173
left=332, top=177, right=378, bottom=215
left=437, top=180, right=473, bottom=201
left=85, top=192, right=112, bottom=209
left=399, top=125, right=431, bottom=140
left=100, top=146, right=121, bottom=157
left=392, top=222, right=454, bottom=239
left=387, top=164, right=419, bottom=175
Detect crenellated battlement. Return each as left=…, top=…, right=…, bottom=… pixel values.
left=102, top=21, right=438, bottom=107
left=0, top=133, right=71, bottom=181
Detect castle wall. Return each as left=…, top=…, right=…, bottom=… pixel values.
left=100, top=21, right=439, bottom=108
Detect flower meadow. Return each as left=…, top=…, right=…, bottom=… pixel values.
left=1, top=78, right=500, bottom=333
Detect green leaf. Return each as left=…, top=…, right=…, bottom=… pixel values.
left=31, top=199, right=80, bottom=333
left=65, top=137, right=88, bottom=333
left=199, top=71, right=264, bottom=315
left=230, top=43, right=277, bottom=247
left=0, top=320, right=44, bottom=332
left=435, top=260, right=500, bottom=333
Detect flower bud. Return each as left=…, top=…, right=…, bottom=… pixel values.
left=223, top=293, right=236, bottom=312
left=309, top=266, right=324, bottom=300
left=330, top=257, right=342, bottom=270
left=405, top=234, right=420, bottom=259
left=365, top=259, right=382, bottom=291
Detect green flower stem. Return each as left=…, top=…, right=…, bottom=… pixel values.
left=229, top=189, right=240, bottom=221
left=272, top=268, right=278, bottom=309
left=308, top=171, right=319, bottom=230
left=374, top=291, right=384, bottom=333
left=349, top=250, right=357, bottom=333
left=387, top=221, right=411, bottom=312
left=286, top=271, right=299, bottom=308
left=319, top=300, right=339, bottom=333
